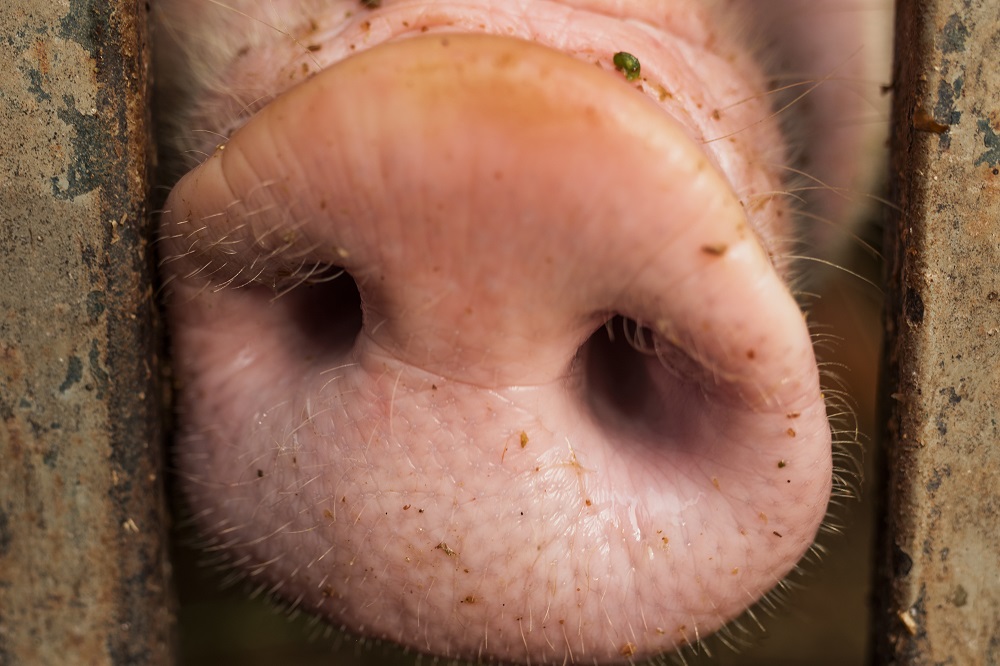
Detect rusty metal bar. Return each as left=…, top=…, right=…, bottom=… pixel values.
left=875, top=0, right=1000, bottom=663
left=0, top=1, right=176, bottom=664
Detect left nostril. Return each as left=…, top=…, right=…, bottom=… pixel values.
left=279, top=266, right=363, bottom=359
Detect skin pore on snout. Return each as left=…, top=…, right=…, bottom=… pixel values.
left=153, top=1, right=890, bottom=663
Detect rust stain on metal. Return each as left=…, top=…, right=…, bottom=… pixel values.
left=876, top=1, right=1000, bottom=664
left=913, top=107, right=950, bottom=134
left=0, top=1, right=175, bottom=664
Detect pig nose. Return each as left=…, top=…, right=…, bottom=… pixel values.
left=162, top=34, right=816, bottom=407
left=160, top=34, right=833, bottom=662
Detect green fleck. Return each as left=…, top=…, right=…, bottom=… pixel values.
left=613, top=51, right=641, bottom=81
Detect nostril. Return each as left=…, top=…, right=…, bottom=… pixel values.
left=580, top=316, right=711, bottom=449
left=583, top=317, right=659, bottom=425
left=281, top=265, right=363, bottom=358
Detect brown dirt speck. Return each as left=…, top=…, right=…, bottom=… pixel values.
left=436, top=542, right=457, bottom=556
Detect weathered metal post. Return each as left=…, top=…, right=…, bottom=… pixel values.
left=0, top=1, right=175, bottom=664
left=876, top=0, right=1000, bottom=663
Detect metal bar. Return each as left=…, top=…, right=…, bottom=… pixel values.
left=875, top=0, right=1000, bottom=663
left=0, top=1, right=176, bottom=664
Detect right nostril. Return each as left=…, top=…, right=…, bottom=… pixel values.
left=281, top=265, right=363, bottom=358
left=582, top=316, right=659, bottom=424
left=580, top=316, right=710, bottom=450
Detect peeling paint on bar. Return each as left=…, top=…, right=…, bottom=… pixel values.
left=0, top=1, right=175, bottom=664
left=876, top=1, right=1000, bottom=663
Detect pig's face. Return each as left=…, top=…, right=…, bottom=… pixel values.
left=153, top=1, right=890, bottom=663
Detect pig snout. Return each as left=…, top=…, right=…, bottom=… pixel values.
left=153, top=1, right=888, bottom=663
